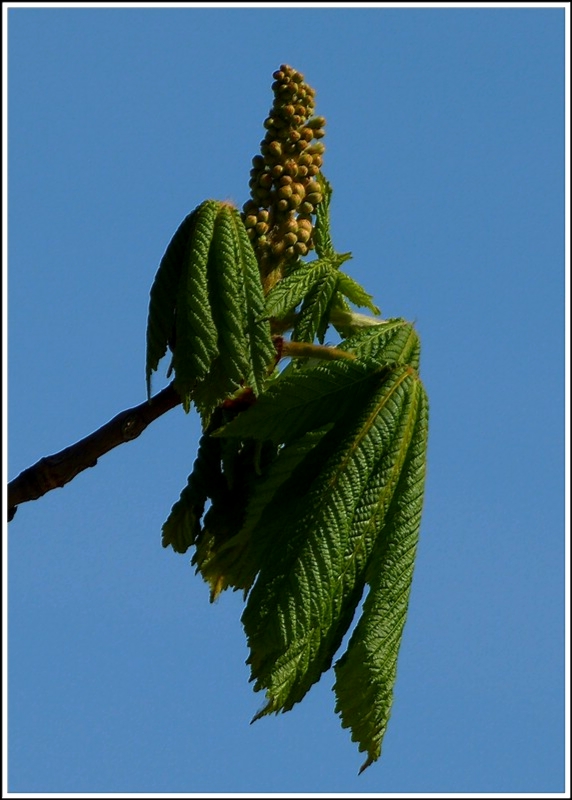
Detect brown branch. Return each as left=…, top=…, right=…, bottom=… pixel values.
left=7, top=383, right=182, bottom=522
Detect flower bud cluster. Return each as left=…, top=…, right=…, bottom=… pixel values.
left=243, top=65, right=326, bottom=265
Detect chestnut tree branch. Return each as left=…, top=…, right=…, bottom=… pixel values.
left=7, top=383, right=182, bottom=522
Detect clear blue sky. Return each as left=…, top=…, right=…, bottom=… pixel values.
left=6, top=4, right=566, bottom=795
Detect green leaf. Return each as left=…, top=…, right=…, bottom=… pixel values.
left=185, top=204, right=274, bottom=425
left=214, top=357, right=385, bottom=446
left=334, top=385, right=429, bottom=773
left=215, top=320, right=419, bottom=446
left=145, top=208, right=199, bottom=398
left=171, top=200, right=220, bottom=410
left=208, top=207, right=255, bottom=390
left=337, top=272, right=381, bottom=315
left=293, top=267, right=339, bottom=344
left=161, top=423, right=226, bottom=554
left=313, top=174, right=335, bottom=259
left=265, top=260, right=334, bottom=320
left=228, top=208, right=276, bottom=395
left=242, top=366, right=425, bottom=717
left=199, top=430, right=325, bottom=596
left=339, top=319, right=421, bottom=372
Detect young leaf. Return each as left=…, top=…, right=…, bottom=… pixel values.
left=292, top=268, right=339, bottom=344
left=339, top=319, right=421, bottom=372
left=264, top=260, right=334, bottom=321
left=313, top=174, right=335, bottom=259
left=209, top=206, right=255, bottom=389
left=214, top=320, right=420, bottom=446
left=337, top=272, right=381, bottom=315
left=145, top=208, right=199, bottom=398
left=228, top=207, right=276, bottom=395
left=242, top=366, right=425, bottom=717
left=171, top=200, right=220, bottom=410
left=333, top=385, right=429, bottom=773
left=161, top=422, right=226, bottom=554
left=214, top=357, right=384, bottom=446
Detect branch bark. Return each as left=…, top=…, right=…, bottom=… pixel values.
left=7, top=383, right=182, bottom=522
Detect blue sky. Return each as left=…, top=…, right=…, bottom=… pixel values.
left=6, top=4, right=567, bottom=795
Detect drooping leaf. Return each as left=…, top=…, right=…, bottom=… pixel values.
left=334, top=385, right=429, bottom=773
left=161, top=420, right=226, bottom=554
left=229, top=208, right=276, bottom=395
left=214, top=357, right=384, bottom=446
left=214, top=320, right=420, bottom=446
left=145, top=208, right=199, bottom=398
left=242, top=366, right=425, bottom=717
left=171, top=200, right=220, bottom=410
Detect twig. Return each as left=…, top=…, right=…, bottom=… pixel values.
left=7, top=383, right=182, bottom=522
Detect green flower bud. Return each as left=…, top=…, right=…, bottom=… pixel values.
left=244, top=214, right=258, bottom=228
left=277, top=198, right=289, bottom=212
left=300, top=201, right=314, bottom=215
left=294, top=241, right=309, bottom=256
left=306, top=191, right=322, bottom=206
left=284, top=232, right=298, bottom=246
left=268, top=141, right=282, bottom=157
left=306, top=116, right=326, bottom=129
left=306, top=142, right=325, bottom=155
left=278, top=184, right=293, bottom=199
left=283, top=160, right=299, bottom=176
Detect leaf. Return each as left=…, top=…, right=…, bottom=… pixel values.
left=337, top=272, right=380, bottom=315
left=313, top=174, right=335, bottom=259
left=214, top=357, right=385, bottom=446
left=214, top=320, right=419, bottom=446
left=339, top=319, right=421, bottom=372
left=264, top=260, right=334, bottom=320
left=145, top=208, right=199, bottom=398
left=196, top=431, right=324, bottom=597
left=293, top=267, right=339, bottom=344
left=184, top=205, right=274, bottom=425
left=334, top=385, right=429, bottom=773
left=161, top=422, right=226, bottom=554
left=171, top=200, right=220, bottom=410
left=208, top=207, right=254, bottom=390
left=242, top=366, right=425, bottom=717
left=228, top=208, right=276, bottom=395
